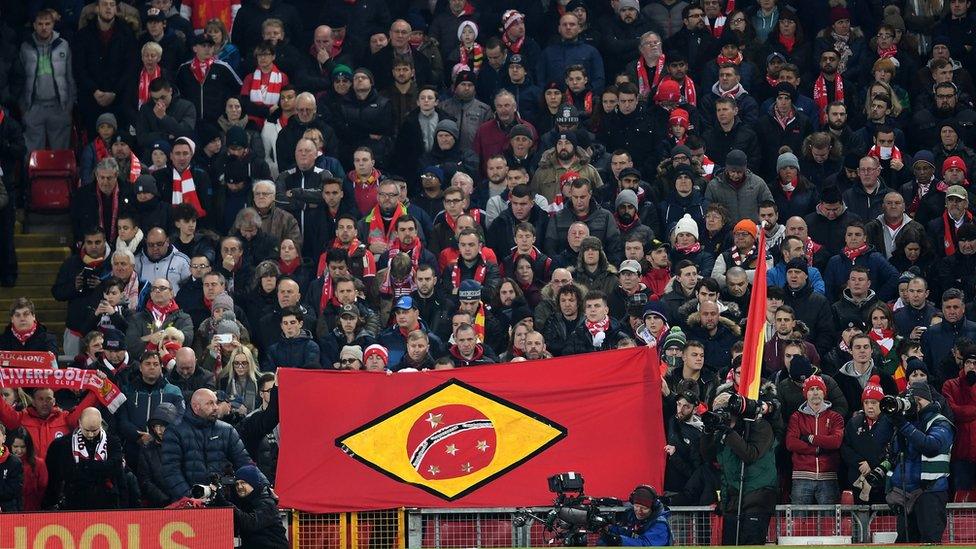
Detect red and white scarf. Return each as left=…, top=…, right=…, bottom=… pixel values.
left=868, top=144, right=902, bottom=163
left=502, top=32, right=524, bottom=54
left=636, top=54, right=666, bottom=98
left=665, top=76, right=698, bottom=106
left=585, top=316, right=610, bottom=337
left=11, top=322, right=38, bottom=345
left=190, top=56, right=215, bottom=84
left=877, top=44, right=897, bottom=59
left=146, top=299, right=180, bottom=329
left=842, top=243, right=869, bottom=262
left=459, top=43, right=484, bottom=73
left=317, top=271, right=333, bottom=315
left=716, top=51, right=742, bottom=66
left=708, top=15, right=727, bottom=38
left=675, top=242, right=702, bottom=254
left=944, top=210, right=975, bottom=255
left=390, top=238, right=423, bottom=268
left=909, top=178, right=933, bottom=214
left=813, top=72, right=843, bottom=125
left=869, top=327, right=895, bottom=356
left=718, top=82, right=743, bottom=98
left=246, top=65, right=285, bottom=107
left=450, top=262, right=487, bottom=290
left=95, top=139, right=142, bottom=183
left=804, top=238, right=821, bottom=265
left=172, top=168, right=206, bottom=217
left=730, top=245, right=756, bottom=266
left=138, top=65, right=162, bottom=108
left=72, top=428, right=108, bottom=463
left=774, top=107, right=795, bottom=130
left=379, top=268, right=417, bottom=299
left=96, top=185, right=120, bottom=243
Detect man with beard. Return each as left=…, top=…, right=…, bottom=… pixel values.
left=662, top=390, right=704, bottom=496
left=808, top=49, right=858, bottom=128
left=368, top=20, right=433, bottom=90
left=664, top=5, right=715, bottom=70
left=912, top=81, right=976, bottom=151
left=532, top=131, right=603, bottom=203
left=823, top=102, right=865, bottom=160
left=522, top=330, right=551, bottom=360
left=357, top=180, right=408, bottom=258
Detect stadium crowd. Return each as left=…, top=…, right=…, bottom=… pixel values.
left=0, top=0, right=975, bottom=544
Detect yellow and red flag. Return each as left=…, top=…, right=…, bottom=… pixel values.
left=276, top=347, right=665, bottom=512
left=738, top=222, right=768, bottom=401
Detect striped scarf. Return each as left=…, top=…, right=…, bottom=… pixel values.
left=246, top=64, right=285, bottom=108
left=172, top=168, right=206, bottom=217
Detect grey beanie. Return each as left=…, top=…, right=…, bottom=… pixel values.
left=212, top=292, right=234, bottom=313
left=435, top=119, right=460, bottom=139
left=215, top=311, right=241, bottom=336
left=96, top=113, right=118, bottom=130
left=615, top=189, right=639, bottom=209
left=776, top=152, right=800, bottom=172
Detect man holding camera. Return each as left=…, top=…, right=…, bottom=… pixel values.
left=701, top=393, right=778, bottom=545
left=887, top=380, right=955, bottom=543
left=600, top=485, right=672, bottom=546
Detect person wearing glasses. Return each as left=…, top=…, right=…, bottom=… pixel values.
left=135, top=227, right=192, bottom=294
left=125, top=278, right=194, bottom=357
left=43, top=407, right=124, bottom=510
left=335, top=345, right=364, bottom=370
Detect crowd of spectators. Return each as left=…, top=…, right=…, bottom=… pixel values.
left=0, top=0, right=974, bottom=544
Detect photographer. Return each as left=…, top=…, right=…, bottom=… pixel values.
left=601, top=485, right=672, bottom=546
left=701, top=393, right=778, bottom=546
left=226, top=465, right=288, bottom=549
left=841, top=376, right=894, bottom=503
left=887, top=381, right=955, bottom=543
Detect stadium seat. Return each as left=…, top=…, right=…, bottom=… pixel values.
left=27, top=150, right=78, bottom=215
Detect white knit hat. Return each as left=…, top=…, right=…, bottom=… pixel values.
left=673, top=214, right=699, bottom=240
left=458, top=20, right=479, bottom=40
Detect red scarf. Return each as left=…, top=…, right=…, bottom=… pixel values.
left=93, top=138, right=111, bottom=162
left=663, top=76, right=697, bottom=106
left=868, top=144, right=902, bottom=163
left=842, top=243, right=869, bottom=262
left=146, top=299, right=180, bottom=328
left=675, top=242, right=702, bottom=254
left=765, top=74, right=779, bottom=88
left=585, top=316, right=610, bottom=336
left=390, top=238, right=423, bottom=267
left=502, top=33, right=524, bottom=54
left=804, top=238, right=821, bottom=265
left=365, top=203, right=406, bottom=246
left=190, top=57, right=215, bottom=84
left=730, top=245, right=756, bottom=266
left=909, top=178, right=932, bottom=214
left=317, top=271, right=333, bottom=315
left=138, top=65, right=161, bottom=108
left=173, top=168, right=206, bottom=217
left=778, top=34, right=796, bottom=53
left=716, top=51, right=742, bottom=65
left=450, top=261, right=487, bottom=290
left=98, top=139, right=143, bottom=184
left=636, top=54, right=666, bottom=98
left=565, top=90, right=593, bottom=114
left=869, top=328, right=895, bottom=356
left=246, top=65, right=285, bottom=107
left=444, top=209, right=482, bottom=232
left=877, top=44, right=897, bottom=59
left=813, top=72, right=843, bottom=125
left=278, top=257, right=301, bottom=275
left=774, top=107, right=795, bottom=130
left=11, top=322, right=38, bottom=345
left=943, top=210, right=975, bottom=255
left=459, top=43, right=484, bottom=73
left=708, top=15, right=727, bottom=38
left=96, top=186, right=120, bottom=242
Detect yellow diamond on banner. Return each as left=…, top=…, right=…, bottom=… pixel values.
left=336, top=379, right=567, bottom=500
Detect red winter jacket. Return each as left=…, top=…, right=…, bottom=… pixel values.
left=785, top=402, right=845, bottom=479
left=943, top=370, right=976, bottom=461
left=0, top=392, right=99, bottom=458
left=19, top=457, right=48, bottom=511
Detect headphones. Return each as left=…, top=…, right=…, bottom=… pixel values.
left=629, top=484, right=658, bottom=506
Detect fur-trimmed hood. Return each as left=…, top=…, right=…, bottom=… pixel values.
left=686, top=310, right=742, bottom=336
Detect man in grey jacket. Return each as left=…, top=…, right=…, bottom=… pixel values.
left=15, top=9, right=75, bottom=151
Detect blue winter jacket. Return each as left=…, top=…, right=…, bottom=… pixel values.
left=767, top=262, right=826, bottom=294
left=161, top=409, right=251, bottom=499
left=823, top=247, right=900, bottom=301
left=606, top=503, right=673, bottom=546
left=378, top=320, right=444, bottom=367
left=537, top=40, right=605, bottom=92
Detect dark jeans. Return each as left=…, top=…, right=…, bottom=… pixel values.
left=896, top=490, right=948, bottom=543
left=722, top=513, right=771, bottom=545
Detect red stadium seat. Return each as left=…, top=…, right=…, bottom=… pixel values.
left=27, top=150, right=78, bottom=214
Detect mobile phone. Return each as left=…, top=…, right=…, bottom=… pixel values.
left=917, top=326, right=928, bottom=332
left=215, top=334, right=233, bottom=344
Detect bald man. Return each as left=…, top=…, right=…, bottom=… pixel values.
left=161, top=389, right=251, bottom=500
left=44, top=407, right=124, bottom=510
left=168, top=347, right=216, bottom=403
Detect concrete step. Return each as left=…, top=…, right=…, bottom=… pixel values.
left=0, top=296, right=60, bottom=311
left=14, top=233, right=71, bottom=248
left=15, top=247, right=71, bottom=262
left=0, top=285, right=54, bottom=300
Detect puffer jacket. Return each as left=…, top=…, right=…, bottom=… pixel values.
left=160, top=409, right=251, bottom=499
left=135, top=245, right=191, bottom=294
left=174, top=58, right=241, bottom=123
left=333, top=89, right=395, bottom=164
left=823, top=246, right=900, bottom=301
left=530, top=147, right=604, bottom=203
left=942, top=368, right=976, bottom=462
left=889, top=402, right=955, bottom=493
left=0, top=392, right=99, bottom=459
left=264, top=330, right=321, bottom=371
left=785, top=401, right=845, bottom=479
left=18, top=31, right=75, bottom=111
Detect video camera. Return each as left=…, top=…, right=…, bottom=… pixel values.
left=701, top=391, right=779, bottom=433
left=514, top=473, right=622, bottom=546
left=190, top=473, right=237, bottom=505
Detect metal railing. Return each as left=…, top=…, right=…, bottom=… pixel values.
left=287, top=503, right=976, bottom=547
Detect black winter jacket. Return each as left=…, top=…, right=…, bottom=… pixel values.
left=0, top=451, right=23, bottom=512
left=174, top=59, right=241, bottom=123
left=161, top=410, right=251, bottom=499
left=138, top=440, right=169, bottom=507
left=44, top=432, right=123, bottom=510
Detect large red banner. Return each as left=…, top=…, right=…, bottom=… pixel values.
left=0, top=508, right=234, bottom=548
left=277, top=347, right=665, bottom=512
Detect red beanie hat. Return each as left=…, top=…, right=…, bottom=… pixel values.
left=669, top=107, right=690, bottom=129
left=655, top=79, right=681, bottom=103
left=802, top=374, right=827, bottom=395
left=943, top=155, right=968, bottom=177
left=862, top=375, right=885, bottom=401
left=363, top=344, right=389, bottom=366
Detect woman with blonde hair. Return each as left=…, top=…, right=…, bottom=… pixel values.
left=218, top=345, right=260, bottom=412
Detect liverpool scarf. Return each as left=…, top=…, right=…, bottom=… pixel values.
left=173, top=168, right=206, bottom=217
left=813, top=72, right=843, bottom=125
left=944, top=210, right=974, bottom=255
left=138, top=65, right=162, bottom=108
left=636, top=54, right=666, bottom=98
left=72, top=428, right=108, bottom=463
left=0, top=366, right=126, bottom=412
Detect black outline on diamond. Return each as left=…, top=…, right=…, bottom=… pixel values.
left=335, top=378, right=568, bottom=501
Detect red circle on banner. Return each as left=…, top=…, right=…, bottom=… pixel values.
left=407, top=404, right=497, bottom=480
